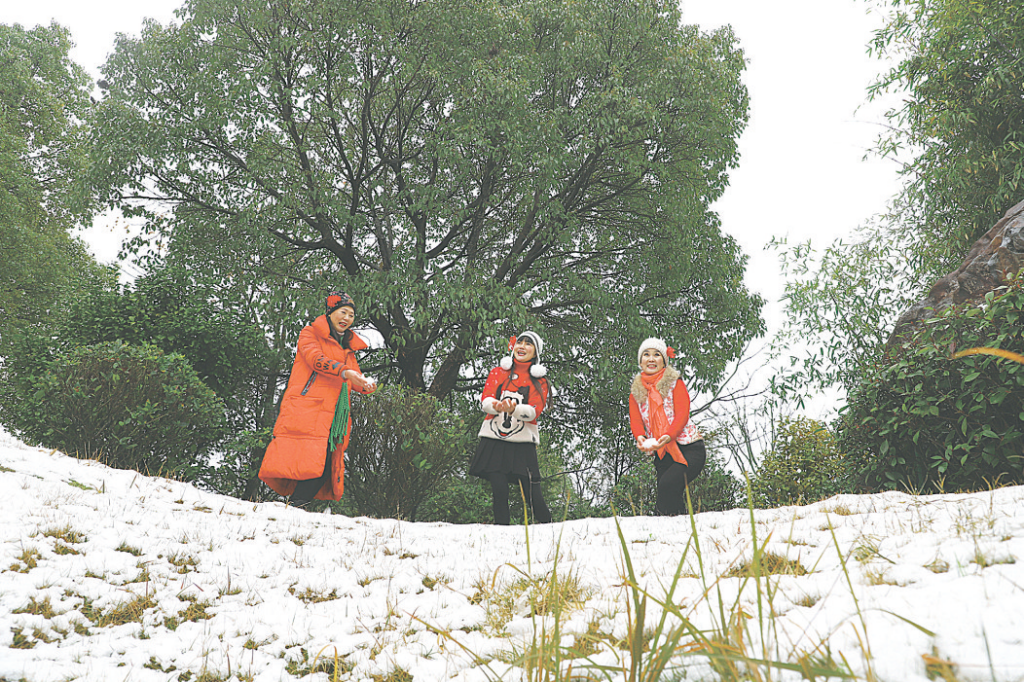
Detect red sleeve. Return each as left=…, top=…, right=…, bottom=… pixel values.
left=629, top=394, right=645, bottom=441
left=666, top=379, right=691, bottom=439
left=297, top=326, right=344, bottom=377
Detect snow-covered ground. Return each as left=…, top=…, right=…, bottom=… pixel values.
left=2, top=429, right=1024, bottom=682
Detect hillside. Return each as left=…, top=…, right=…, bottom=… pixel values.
left=2, top=429, right=1023, bottom=681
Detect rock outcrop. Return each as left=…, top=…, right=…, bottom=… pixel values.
left=889, top=199, right=1024, bottom=344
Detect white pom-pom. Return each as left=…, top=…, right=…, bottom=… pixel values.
left=642, top=438, right=659, bottom=449
left=500, top=356, right=513, bottom=371
left=530, top=364, right=547, bottom=378
left=363, top=376, right=377, bottom=390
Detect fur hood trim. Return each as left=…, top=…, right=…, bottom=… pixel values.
left=630, top=366, right=680, bottom=406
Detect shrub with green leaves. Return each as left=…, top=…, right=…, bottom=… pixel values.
left=63, top=271, right=271, bottom=406
left=1, top=269, right=275, bottom=496
left=1, top=341, right=227, bottom=477
left=611, top=447, right=742, bottom=516
left=339, top=384, right=476, bottom=521
left=752, top=417, right=847, bottom=508
left=841, top=278, right=1024, bottom=492
left=689, top=450, right=745, bottom=512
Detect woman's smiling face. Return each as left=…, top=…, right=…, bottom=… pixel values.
left=513, top=337, right=536, bottom=363
left=641, top=348, right=665, bottom=374
left=329, top=305, right=355, bottom=331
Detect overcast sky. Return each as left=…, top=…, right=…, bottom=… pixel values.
left=6, top=0, right=903, bottom=336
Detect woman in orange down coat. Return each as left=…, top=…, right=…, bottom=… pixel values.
left=259, top=292, right=376, bottom=509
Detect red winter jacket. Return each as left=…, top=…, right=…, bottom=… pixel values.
left=259, top=315, right=373, bottom=500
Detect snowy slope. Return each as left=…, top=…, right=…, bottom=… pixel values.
left=2, top=429, right=1024, bottom=681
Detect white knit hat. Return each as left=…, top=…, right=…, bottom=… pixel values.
left=500, top=331, right=547, bottom=377
left=637, top=337, right=675, bottom=367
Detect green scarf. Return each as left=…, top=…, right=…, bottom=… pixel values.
left=327, top=381, right=350, bottom=451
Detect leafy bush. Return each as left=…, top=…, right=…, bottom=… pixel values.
left=1, top=341, right=227, bottom=477
left=206, top=427, right=274, bottom=499
left=688, top=451, right=744, bottom=513
left=4, top=269, right=276, bottom=496
left=610, top=447, right=743, bottom=516
left=610, top=462, right=657, bottom=516
left=62, top=270, right=271, bottom=413
left=841, top=278, right=1024, bottom=492
left=341, top=384, right=476, bottom=521
left=752, top=417, right=847, bottom=508
left=415, top=470, right=493, bottom=524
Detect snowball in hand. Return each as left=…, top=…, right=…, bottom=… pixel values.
left=642, top=438, right=660, bottom=449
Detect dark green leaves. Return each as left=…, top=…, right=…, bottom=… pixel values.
left=841, top=278, right=1024, bottom=492
left=87, top=0, right=763, bottom=405
left=868, top=0, right=1024, bottom=275
left=1, top=341, right=227, bottom=477
left=0, top=22, right=109, bottom=354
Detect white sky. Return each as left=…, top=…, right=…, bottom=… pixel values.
left=6, top=0, right=903, bottom=348
left=682, top=0, right=902, bottom=326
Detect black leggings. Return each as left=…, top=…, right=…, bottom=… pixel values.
left=487, top=472, right=551, bottom=525
left=654, top=441, right=707, bottom=516
left=291, top=450, right=331, bottom=509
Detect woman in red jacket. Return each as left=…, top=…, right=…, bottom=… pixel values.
left=469, top=331, right=552, bottom=525
left=629, top=337, right=705, bottom=515
left=260, top=292, right=376, bottom=509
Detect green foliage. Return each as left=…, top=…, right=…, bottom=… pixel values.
left=415, top=471, right=494, bottom=525
left=688, top=449, right=744, bottom=513
left=88, top=0, right=763, bottom=408
left=611, top=447, right=742, bottom=515
left=752, top=417, right=847, bottom=508
left=773, top=0, right=1024, bottom=414
left=769, top=229, right=928, bottom=406
left=63, top=269, right=271, bottom=409
left=2, top=267, right=274, bottom=495
left=1, top=340, right=227, bottom=477
left=0, top=22, right=109, bottom=353
left=842, top=278, right=1024, bottom=492
left=340, top=384, right=476, bottom=521
left=869, top=0, right=1024, bottom=275
left=611, top=459, right=658, bottom=516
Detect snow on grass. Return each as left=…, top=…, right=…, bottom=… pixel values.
left=2, top=428, right=1024, bottom=681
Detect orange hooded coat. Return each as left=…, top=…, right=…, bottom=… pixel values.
left=259, top=315, right=373, bottom=500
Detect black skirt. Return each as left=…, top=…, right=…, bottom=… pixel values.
left=468, top=437, right=542, bottom=481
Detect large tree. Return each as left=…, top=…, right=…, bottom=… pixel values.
left=88, top=0, right=763, bottom=403
left=0, top=22, right=108, bottom=352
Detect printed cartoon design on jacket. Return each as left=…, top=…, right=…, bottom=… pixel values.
left=477, top=366, right=547, bottom=445
left=484, top=387, right=530, bottom=440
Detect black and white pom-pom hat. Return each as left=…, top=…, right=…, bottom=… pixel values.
left=499, top=331, right=547, bottom=378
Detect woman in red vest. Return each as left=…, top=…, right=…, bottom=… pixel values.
left=260, top=292, right=376, bottom=509
left=469, top=331, right=552, bottom=525
left=629, top=337, right=705, bottom=515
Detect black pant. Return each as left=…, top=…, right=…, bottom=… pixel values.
left=291, top=450, right=331, bottom=510
left=654, top=440, right=707, bottom=516
left=487, top=472, right=551, bottom=525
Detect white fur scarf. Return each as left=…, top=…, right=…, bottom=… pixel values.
left=630, top=366, right=680, bottom=406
